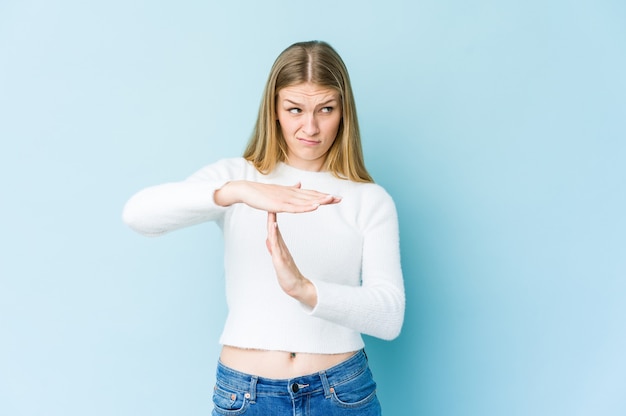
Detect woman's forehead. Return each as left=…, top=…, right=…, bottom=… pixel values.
left=278, top=83, right=340, bottom=101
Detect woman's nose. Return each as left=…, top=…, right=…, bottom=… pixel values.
left=302, top=113, right=320, bottom=136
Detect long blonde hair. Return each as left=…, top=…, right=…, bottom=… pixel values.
left=243, top=41, right=373, bottom=183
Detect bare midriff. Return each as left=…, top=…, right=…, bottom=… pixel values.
left=220, top=345, right=358, bottom=379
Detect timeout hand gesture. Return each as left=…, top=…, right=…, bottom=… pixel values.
left=215, top=180, right=340, bottom=307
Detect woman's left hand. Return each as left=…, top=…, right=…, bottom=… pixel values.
left=266, top=212, right=318, bottom=308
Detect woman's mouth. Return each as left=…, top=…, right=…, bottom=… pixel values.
left=298, top=137, right=320, bottom=145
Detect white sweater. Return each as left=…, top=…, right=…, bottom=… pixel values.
left=123, top=158, right=405, bottom=354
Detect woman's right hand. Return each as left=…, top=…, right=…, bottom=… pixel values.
left=213, top=180, right=341, bottom=213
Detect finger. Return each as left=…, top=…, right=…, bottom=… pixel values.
left=267, top=213, right=288, bottom=254
left=316, top=194, right=342, bottom=205
left=265, top=237, right=272, bottom=254
left=286, top=191, right=338, bottom=204
left=271, top=188, right=340, bottom=213
left=301, top=194, right=341, bottom=209
left=291, top=188, right=331, bottom=199
left=266, top=212, right=275, bottom=253
left=281, top=202, right=321, bottom=213
left=300, top=191, right=342, bottom=205
left=267, top=212, right=277, bottom=239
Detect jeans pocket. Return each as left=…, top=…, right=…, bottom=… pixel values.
left=330, top=368, right=380, bottom=410
left=212, top=384, right=250, bottom=415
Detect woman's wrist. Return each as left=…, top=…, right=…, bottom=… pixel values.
left=288, top=278, right=318, bottom=308
left=214, top=181, right=244, bottom=207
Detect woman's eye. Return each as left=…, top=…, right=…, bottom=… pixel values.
left=288, top=108, right=302, bottom=114
left=321, top=107, right=334, bottom=113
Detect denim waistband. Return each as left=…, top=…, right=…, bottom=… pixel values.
left=215, top=350, right=368, bottom=401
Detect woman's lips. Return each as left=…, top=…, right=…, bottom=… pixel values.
left=298, top=137, right=320, bottom=145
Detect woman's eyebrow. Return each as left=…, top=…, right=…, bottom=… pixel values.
left=283, top=99, right=303, bottom=106
left=318, top=98, right=338, bottom=106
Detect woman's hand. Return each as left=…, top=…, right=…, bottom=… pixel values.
left=214, top=181, right=341, bottom=213
left=265, top=212, right=318, bottom=308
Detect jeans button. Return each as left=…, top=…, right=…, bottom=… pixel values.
left=291, top=383, right=299, bottom=393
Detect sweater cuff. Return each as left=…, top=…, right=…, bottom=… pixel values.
left=300, top=279, right=320, bottom=314
left=300, top=278, right=337, bottom=320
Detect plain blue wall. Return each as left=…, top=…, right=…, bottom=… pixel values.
left=1, top=1, right=624, bottom=415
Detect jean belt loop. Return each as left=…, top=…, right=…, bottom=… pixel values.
left=319, top=371, right=332, bottom=398
left=248, top=375, right=258, bottom=402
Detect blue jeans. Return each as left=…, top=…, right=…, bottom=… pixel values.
left=212, top=349, right=382, bottom=416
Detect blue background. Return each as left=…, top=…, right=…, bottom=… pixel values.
left=1, top=1, right=625, bottom=415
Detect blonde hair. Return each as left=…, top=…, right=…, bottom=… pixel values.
left=243, top=40, right=373, bottom=183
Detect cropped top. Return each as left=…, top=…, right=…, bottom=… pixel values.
left=122, top=158, right=405, bottom=353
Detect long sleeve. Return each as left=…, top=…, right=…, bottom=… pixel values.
left=306, top=186, right=405, bottom=341
left=122, top=158, right=249, bottom=236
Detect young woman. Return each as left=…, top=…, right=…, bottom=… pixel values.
left=123, top=40, right=404, bottom=416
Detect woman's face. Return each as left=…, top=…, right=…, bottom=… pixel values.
left=276, top=82, right=342, bottom=171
